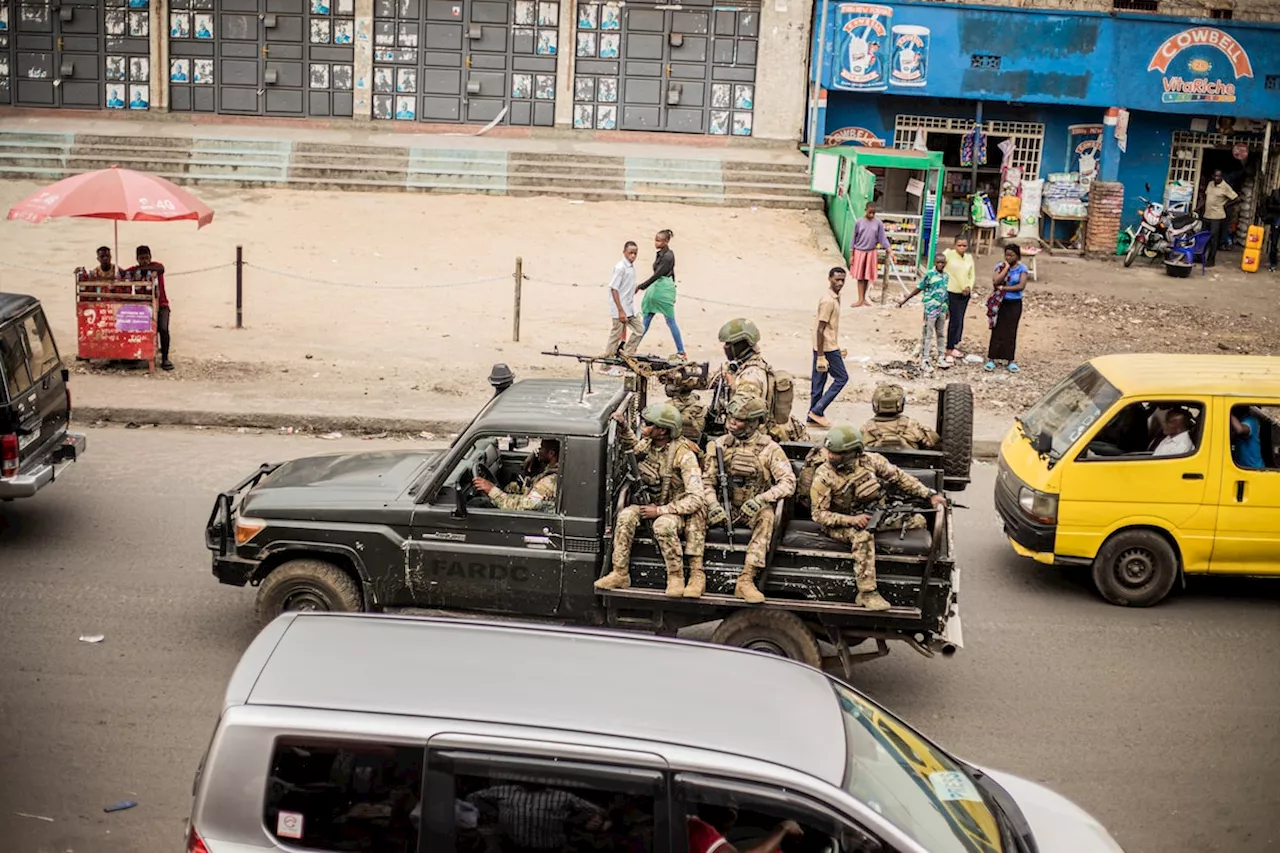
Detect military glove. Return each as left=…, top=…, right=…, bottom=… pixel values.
left=815, top=356, right=829, bottom=373
left=707, top=504, right=727, bottom=526
left=741, top=497, right=763, bottom=518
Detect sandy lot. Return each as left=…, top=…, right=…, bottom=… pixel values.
left=2, top=180, right=1277, bottom=431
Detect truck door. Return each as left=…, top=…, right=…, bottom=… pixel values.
left=409, top=434, right=565, bottom=615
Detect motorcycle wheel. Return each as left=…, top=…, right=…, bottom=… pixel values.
left=1123, top=237, right=1141, bottom=268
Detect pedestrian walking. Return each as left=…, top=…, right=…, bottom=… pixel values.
left=599, top=240, right=642, bottom=364
left=636, top=228, right=687, bottom=359
left=126, top=245, right=172, bottom=371
left=942, top=236, right=975, bottom=357
left=984, top=245, right=1028, bottom=373
left=1200, top=170, right=1240, bottom=267
left=899, top=254, right=950, bottom=372
left=807, top=266, right=848, bottom=429
left=848, top=202, right=891, bottom=307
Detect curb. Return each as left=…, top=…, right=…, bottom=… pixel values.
left=78, top=405, right=1006, bottom=461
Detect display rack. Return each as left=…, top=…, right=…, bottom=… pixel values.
left=941, top=167, right=1002, bottom=221
left=878, top=212, right=923, bottom=291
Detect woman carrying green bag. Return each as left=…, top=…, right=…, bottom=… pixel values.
left=637, top=228, right=687, bottom=359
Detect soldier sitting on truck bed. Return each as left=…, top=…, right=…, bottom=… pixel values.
left=702, top=395, right=796, bottom=604
left=596, top=404, right=707, bottom=597
left=810, top=426, right=946, bottom=611
left=472, top=438, right=560, bottom=512
left=860, top=383, right=939, bottom=450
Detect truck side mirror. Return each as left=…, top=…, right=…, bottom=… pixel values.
left=1033, top=429, right=1052, bottom=455
left=452, top=475, right=468, bottom=518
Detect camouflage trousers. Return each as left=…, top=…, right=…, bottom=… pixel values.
left=735, top=506, right=776, bottom=570
left=823, top=512, right=926, bottom=593
left=613, top=506, right=704, bottom=574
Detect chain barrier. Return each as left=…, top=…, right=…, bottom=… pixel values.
left=522, top=273, right=808, bottom=314
left=0, top=260, right=233, bottom=278
left=167, top=262, right=235, bottom=277
left=244, top=262, right=510, bottom=291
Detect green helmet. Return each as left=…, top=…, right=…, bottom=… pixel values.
left=717, top=318, right=761, bottom=347
left=641, top=403, right=683, bottom=434
left=872, top=383, right=906, bottom=416
left=825, top=425, right=865, bottom=454
left=726, top=394, right=768, bottom=423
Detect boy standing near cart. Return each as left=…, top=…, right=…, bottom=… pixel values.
left=127, top=245, right=173, bottom=371
left=898, top=254, right=951, bottom=372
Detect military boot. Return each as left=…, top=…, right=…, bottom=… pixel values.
left=665, top=569, right=686, bottom=597
left=734, top=566, right=766, bottom=604
left=683, top=557, right=706, bottom=598
left=594, top=566, right=631, bottom=590
left=855, top=590, right=892, bottom=611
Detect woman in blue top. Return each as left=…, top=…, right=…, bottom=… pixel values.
left=985, top=244, right=1028, bottom=373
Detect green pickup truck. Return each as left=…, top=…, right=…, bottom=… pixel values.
left=207, top=369, right=970, bottom=673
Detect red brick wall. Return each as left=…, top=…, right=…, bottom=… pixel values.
left=1086, top=181, right=1126, bottom=256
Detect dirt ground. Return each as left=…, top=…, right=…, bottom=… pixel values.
left=1, top=179, right=1277, bottom=432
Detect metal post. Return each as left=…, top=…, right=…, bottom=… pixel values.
left=235, top=245, right=244, bottom=329
left=807, top=0, right=831, bottom=175
left=513, top=256, right=523, bottom=342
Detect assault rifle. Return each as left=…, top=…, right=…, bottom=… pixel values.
left=542, top=347, right=709, bottom=406
left=864, top=497, right=965, bottom=539
left=714, top=443, right=735, bottom=546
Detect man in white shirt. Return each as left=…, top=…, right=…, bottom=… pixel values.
left=1153, top=408, right=1195, bottom=457
left=601, top=240, right=642, bottom=360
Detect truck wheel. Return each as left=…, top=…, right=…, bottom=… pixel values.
left=710, top=611, right=821, bottom=669
left=255, top=558, right=363, bottom=626
left=1091, top=530, right=1178, bottom=607
left=939, top=383, right=974, bottom=483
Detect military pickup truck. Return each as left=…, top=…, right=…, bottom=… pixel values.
left=207, top=369, right=971, bottom=673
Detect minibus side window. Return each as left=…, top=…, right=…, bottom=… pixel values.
left=1080, top=401, right=1205, bottom=461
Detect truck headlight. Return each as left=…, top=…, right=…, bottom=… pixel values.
left=235, top=517, right=267, bottom=545
left=1018, top=487, right=1058, bottom=524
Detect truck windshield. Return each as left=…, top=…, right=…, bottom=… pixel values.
left=837, top=685, right=1002, bottom=853
left=1019, top=364, right=1122, bottom=460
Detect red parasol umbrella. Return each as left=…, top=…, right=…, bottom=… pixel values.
left=6, top=166, right=215, bottom=261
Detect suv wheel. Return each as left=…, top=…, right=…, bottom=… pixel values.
left=1091, top=530, right=1178, bottom=607
left=710, top=610, right=822, bottom=669
left=255, top=558, right=363, bottom=626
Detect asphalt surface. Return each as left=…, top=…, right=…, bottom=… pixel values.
left=1, top=426, right=1277, bottom=853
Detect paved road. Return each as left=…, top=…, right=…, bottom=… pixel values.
left=1, top=427, right=1277, bottom=853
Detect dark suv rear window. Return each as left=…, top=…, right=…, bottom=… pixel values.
left=1, top=325, right=32, bottom=401
left=263, top=739, right=423, bottom=852
left=21, top=311, right=60, bottom=381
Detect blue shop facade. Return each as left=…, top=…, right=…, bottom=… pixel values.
left=808, top=1, right=1280, bottom=233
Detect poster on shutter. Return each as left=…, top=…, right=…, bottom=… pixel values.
left=834, top=4, right=891, bottom=92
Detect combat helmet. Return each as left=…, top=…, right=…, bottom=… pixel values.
left=641, top=403, right=683, bottom=435
left=718, top=318, right=761, bottom=361
left=871, top=383, right=906, bottom=417
left=726, top=394, right=768, bottom=423
left=825, top=425, right=865, bottom=454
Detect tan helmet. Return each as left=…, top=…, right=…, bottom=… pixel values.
left=726, top=394, right=768, bottom=423
left=641, top=403, right=683, bottom=434
left=824, top=425, right=865, bottom=454
left=717, top=318, right=761, bottom=347
left=871, top=383, right=906, bottom=416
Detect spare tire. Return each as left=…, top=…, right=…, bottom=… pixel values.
left=939, top=383, right=974, bottom=489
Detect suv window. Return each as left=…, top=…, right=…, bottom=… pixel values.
left=263, top=738, right=423, bottom=852
left=1, top=325, right=33, bottom=401
left=21, top=311, right=60, bottom=381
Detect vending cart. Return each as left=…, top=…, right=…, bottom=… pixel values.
left=74, top=270, right=159, bottom=372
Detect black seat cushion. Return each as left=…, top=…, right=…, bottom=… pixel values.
left=780, top=519, right=934, bottom=557
left=705, top=525, right=756, bottom=546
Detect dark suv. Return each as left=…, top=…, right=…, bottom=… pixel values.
left=0, top=293, right=86, bottom=500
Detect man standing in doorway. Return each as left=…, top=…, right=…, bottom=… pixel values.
left=1201, top=170, right=1240, bottom=268
left=128, top=245, right=172, bottom=371
left=848, top=202, right=891, bottom=307
left=600, top=240, right=642, bottom=362
left=807, top=267, right=847, bottom=429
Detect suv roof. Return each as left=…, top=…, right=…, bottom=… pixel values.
left=0, top=292, right=39, bottom=325
left=476, top=377, right=627, bottom=437
left=235, top=613, right=847, bottom=785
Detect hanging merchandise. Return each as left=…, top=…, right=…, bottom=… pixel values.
left=998, top=138, right=1016, bottom=167
left=960, top=125, right=987, bottom=167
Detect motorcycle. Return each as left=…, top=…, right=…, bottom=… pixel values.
left=1124, top=197, right=1166, bottom=267
left=1124, top=197, right=1203, bottom=267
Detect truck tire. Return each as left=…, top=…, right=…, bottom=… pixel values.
left=255, top=558, right=363, bottom=626
left=939, top=383, right=974, bottom=483
left=1091, top=530, right=1178, bottom=607
left=710, top=610, right=822, bottom=669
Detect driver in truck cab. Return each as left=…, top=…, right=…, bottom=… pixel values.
left=861, top=383, right=939, bottom=450
left=473, top=439, right=560, bottom=511
left=596, top=404, right=707, bottom=597
left=810, top=426, right=946, bottom=612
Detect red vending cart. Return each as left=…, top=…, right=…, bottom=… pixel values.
left=74, top=270, right=159, bottom=372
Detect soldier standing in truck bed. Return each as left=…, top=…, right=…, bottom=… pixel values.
left=861, top=383, right=939, bottom=450
left=708, top=318, right=810, bottom=443
left=810, top=426, right=945, bottom=611
left=701, top=395, right=796, bottom=603
left=595, top=404, right=707, bottom=597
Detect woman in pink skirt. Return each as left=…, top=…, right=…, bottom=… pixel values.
left=848, top=202, right=891, bottom=307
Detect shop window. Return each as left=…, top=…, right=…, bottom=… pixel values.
left=1113, top=0, right=1159, bottom=10
left=1209, top=8, right=1233, bottom=18
left=1230, top=405, right=1280, bottom=472
left=262, top=739, right=424, bottom=852
left=1081, top=401, right=1205, bottom=461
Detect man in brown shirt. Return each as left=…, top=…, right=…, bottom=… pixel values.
left=1201, top=170, right=1240, bottom=268
left=807, top=267, right=848, bottom=429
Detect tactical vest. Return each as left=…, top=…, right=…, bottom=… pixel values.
left=673, top=395, right=705, bottom=441
left=638, top=442, right=691, bottom=506
left=828, top=462, right=883, bottom=513
left=722, top=434, right=772, bottom=507
left=864, top=416, right=911, bottom=450
left=796, top=445, right=825, bottom=509
left=735, top=356, right=794, bottom=428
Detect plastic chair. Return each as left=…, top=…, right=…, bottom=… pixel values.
left=1185, top=230, right=1213, bottom=275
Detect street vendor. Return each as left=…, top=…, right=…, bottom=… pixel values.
left=127, top=245, right=172, bottom=371
left=87, top=246, right=118, bottom=281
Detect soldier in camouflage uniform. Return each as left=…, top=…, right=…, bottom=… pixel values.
left=472, top=439, right=560, bottom=511
left=809, top=425, right=946, bottom=611
left=664, top=375, right=707, bottom=445
left=861, top=383, right=939, bottom=450
left=596, top=404, right=707, bottom=597
left=702, top=395, right=796, bottom=603
left=709, top=318, right=811, bottom=444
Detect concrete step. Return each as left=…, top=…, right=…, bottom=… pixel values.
left=506, top=172, right=625, bottom=191
left=0, top=166, right=70, bottom=180
left=0, top=154, right=71, bottom=169
left=75, top=134, right=192, bottom=151
left=288, top=164, right=410, bottom=182
left=290, top=152, right=410, bottom=169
